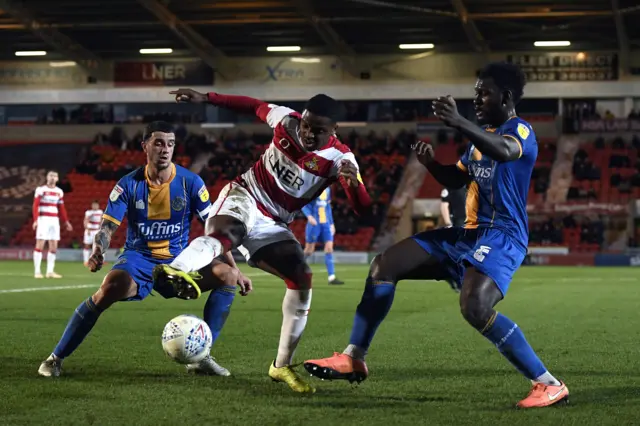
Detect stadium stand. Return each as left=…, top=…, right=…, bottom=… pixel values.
left=8, top=128, right=411, bottom=251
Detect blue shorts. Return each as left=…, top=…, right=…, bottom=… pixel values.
left=411, top=227, right=526, bottom=296
left=111, top=250, right=175, bottom=301
left=305, top=223, right=333, bottom=244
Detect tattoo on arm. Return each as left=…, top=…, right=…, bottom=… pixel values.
left=93, top=220, right=118, bottom=254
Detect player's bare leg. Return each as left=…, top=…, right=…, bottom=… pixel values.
left=38, top=270, right=137, bottom=377
left=303, top=242, right=315, bottom=259
left=304, top=238, right=446, bottom=383
left=45, top=239, right=62, bottom=278
left=459, top=268, right=568, bottom=408
left=252, top=240, right=315, bottom=394
left=34, top=239, right=45, bottom=278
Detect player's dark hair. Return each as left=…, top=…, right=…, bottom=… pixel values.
left=305, top=94, right=344, bottom=123
left=92, top=199, right=99, bottom=204
left=478, top=62, right=526, bottom=104
left=143, top=121, right=174, bottom=142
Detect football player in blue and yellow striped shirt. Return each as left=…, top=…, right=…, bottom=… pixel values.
left=38, top=121, right=251, bottom=378
left=302, top=187, right=344, bottom=285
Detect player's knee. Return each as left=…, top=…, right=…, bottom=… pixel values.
left=368, top=253, right=395, bottom=283
left=284, top=265, right=313, bottom=290
left=220, top=266, right=239, bottom=287
left=92, top=270, right=134, bottom=309
left=324, top=243, right=333, bottom=254
left=460, top=294, right=493, bottom=330
left=205, top=215, right=246, bottom=248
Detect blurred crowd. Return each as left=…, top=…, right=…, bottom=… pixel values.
left=73, top=127, right=414, bottom=231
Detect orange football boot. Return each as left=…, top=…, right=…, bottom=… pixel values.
left=304, top=352, right=368, bottom=383
left=517, top=381, right=569, bottom=408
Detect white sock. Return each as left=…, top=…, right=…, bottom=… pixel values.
left=343, top=344, right=367, bottom=361
left=33, top=250, right=42, bottom=275
left=275, top=289, right=312, bottom=367
left=83, top=249, right=90, bottom=264
left=170, top=236, right=223, bottom=273
left=328, top=274, right=336, bottom=282
left=46, top=252, right=56, bottom=274
left=534, top=371, right=561, bottom=386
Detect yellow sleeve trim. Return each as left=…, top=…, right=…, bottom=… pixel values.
left=102, top=214, right=121, bottom=226
left=504, top=134, right=523, bottom=158
left=456, top=160, right=467, bottom=172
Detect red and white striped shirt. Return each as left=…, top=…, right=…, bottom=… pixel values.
left=33, top=185, right=68, bottom=222
left=208, top=93, right=372, bottom=223
left=84, top=209, right=103, bottom=231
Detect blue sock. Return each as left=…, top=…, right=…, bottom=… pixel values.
left=483, top=312, right=547, bottom=380
left=53, top=297, right=103, bottom=359
left=204, top=285, right=236, bottom=345
left=325, top=252, right=335, bottom=277
left=348, top=279, right=396, bottom=351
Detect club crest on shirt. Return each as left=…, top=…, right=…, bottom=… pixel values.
left=304, top=157, right=319, bottom=171
left=171, top=196, right=186, bottom=211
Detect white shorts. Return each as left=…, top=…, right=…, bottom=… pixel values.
left=84, top=229, right=99, bottom=245
left=211, top=182, right=297, bottom=265
left=36, top=217, right=60, bottom=241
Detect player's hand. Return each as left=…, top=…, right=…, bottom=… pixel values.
left=307, top=216, right=318, bottom=226
left=87, top=249, right=104, bottom=273
left=32, top=221, right=37, bottom=231
left=338, top=160, right=359, bottom=188
left=411, top=140, right=435, bottom=166
left=65, top=221, right=73, bottom=232
left=236, top=271, right=253, bottom=296
left=330, top=224, right=335, bottom=236
left=170, top=88, right=208, bottom=104
left=432, top=95, right=463, bottom=128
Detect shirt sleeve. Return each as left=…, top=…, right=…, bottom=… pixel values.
left=440, top=188, right=450, bottom=203
left=103, top=179, right=129, bottom=226
left=191, top=175, right=212, bottom=222
left=336, top=151, right=371, bottom=216
left=301, top=204, right=314, bottom=218
left=502, top=120, right=534, bottom=159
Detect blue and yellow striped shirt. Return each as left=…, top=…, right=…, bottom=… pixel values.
left=103, top=163, right=211, bottom=259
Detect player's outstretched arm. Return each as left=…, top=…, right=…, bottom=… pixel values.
left=412, top=141, right=471, bottom=189
left=88, top=219, right=118, bottom=272
left=433, top=96, right=520, bottom=162
left=338, top=160, right=371, bottom=216
left=171, top=88, right=271, bottom=122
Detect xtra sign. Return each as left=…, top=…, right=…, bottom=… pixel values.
left=114, top=61, right=214, bottom=86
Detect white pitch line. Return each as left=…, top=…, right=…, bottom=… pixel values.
left=0, top=267, right=348, bottom=294
left=0, top=284, right=96, bottom=294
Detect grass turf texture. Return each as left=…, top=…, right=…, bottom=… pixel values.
left=1, top=261, right=639, bottom=425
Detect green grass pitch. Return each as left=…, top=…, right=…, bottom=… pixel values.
left=1, top=261, right=639, bottom=425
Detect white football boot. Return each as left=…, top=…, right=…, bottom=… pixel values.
left=38, top=354, right=63, bottom=377
left=186, top=355, right=231, bottom=376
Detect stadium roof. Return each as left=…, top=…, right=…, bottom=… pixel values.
left=0, top=0, right=639, bottom=62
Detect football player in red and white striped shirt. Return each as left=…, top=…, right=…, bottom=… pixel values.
left=33, top=170, right=73, bottom=278
left=83, top=200, right=103, bottom=266
left=156, top=88, right=371, bottom=393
